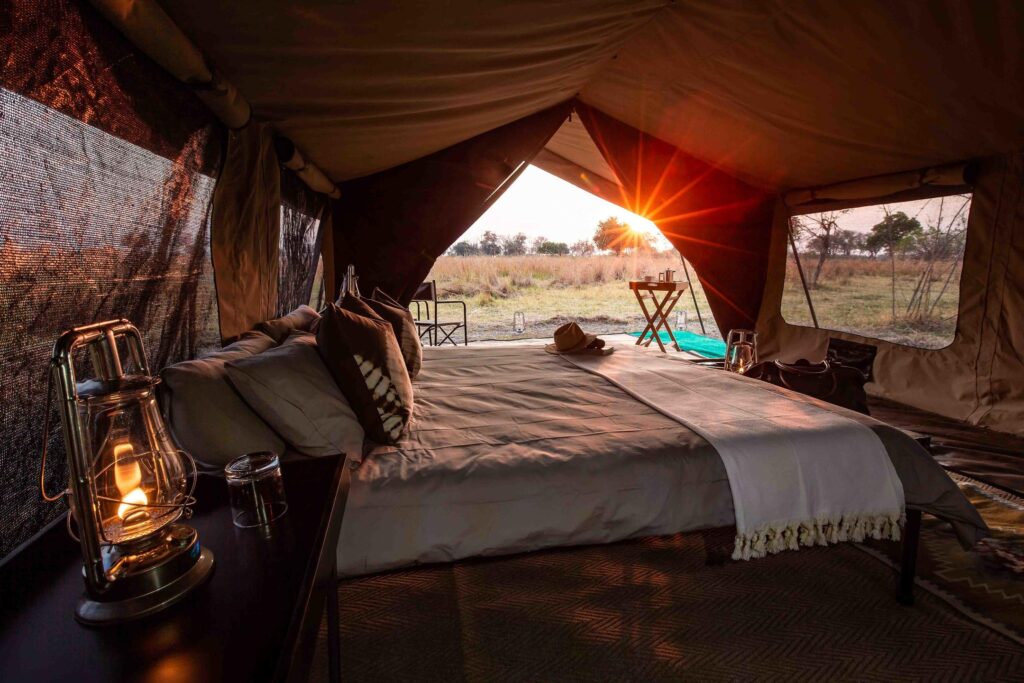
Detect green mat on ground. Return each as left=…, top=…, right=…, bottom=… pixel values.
left=628, top=330, right=727, bottom=358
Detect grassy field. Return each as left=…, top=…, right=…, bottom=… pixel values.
left=781, top=257, right=961, bottom=348
left=427, top=254, right=963, bottom=348
left=428, top=254, right=717, bottom=341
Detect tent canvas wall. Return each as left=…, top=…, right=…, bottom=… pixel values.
left=2, top=0, right=1024, bottom=564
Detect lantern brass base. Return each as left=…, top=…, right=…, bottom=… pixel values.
left=75, top=524, right=214, bottom=626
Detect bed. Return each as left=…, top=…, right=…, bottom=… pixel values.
left=336, top=344, right=986, bottom=586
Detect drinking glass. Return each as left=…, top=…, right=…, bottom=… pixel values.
left=225, top=452, right=288, bottom=528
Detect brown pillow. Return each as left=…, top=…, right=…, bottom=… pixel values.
left=370, top=287, right=403, bottom=309
left=339, top=292, right=381, bottom=321
left=315, top=303, right=413, bottom=444
left=368, top=288, right=423, bottom=379
left=256, top=305, right=321, bottom=344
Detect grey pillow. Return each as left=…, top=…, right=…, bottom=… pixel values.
left=226, top=332, right=366, bottom=460
left=255, top=305, right=321, bottom=344
left=160, top=331, right=285, bottom=468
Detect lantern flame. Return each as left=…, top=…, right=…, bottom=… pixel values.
left=113, top=443, right=148, bottom=521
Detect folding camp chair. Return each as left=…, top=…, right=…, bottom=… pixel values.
left=411, top=280, right=468, bottom=346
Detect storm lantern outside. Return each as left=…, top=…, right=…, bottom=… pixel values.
left=42, top=320, right=214, bottom=625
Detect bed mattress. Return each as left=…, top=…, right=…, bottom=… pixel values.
left=336, top=346, right=733, bottom=575
left=336, top=345, right=985, bottom=576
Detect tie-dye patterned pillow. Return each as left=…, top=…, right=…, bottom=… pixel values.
left=315, top=303, right=414, bottom=444
left=339, top=291, right=422, bottom=379
left=368, top=288, right=423, bottom=379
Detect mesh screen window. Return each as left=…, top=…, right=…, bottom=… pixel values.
left=0, top=87, right=221, bottom=560
left=278, top=168, right=327, bottom=315
left=782, top=194, right=972, bottom=349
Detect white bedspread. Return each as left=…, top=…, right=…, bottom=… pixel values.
left=563, top=349, right=905, bottom=560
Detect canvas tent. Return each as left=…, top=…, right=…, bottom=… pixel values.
left=2, top=0, right=1024, bottom=561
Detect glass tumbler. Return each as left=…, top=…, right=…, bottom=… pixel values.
left=225, top=452, right=288, bottom=528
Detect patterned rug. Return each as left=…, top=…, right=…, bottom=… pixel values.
left=861, top=473, right=1024, bottom=645
left=329, top=521, right=1024, bottom=682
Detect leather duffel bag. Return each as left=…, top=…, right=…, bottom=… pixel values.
left=744, top=359, right=870, bottom=414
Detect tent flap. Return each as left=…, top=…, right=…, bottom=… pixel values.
left=531, top=148, right=624, bottom=207
left=332, top=101, right=573, bottom=304
left=212, top=122, right=281, bottom=341
left=576, top=102, right=776, bottom=334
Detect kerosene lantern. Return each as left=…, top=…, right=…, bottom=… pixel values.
left=40, top=320, right=213, bottom=624
left=725, top=328, right=759, bottom=374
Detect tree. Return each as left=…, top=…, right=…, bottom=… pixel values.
left=593, top=216, right=629, bottom=254
left=832, top=229, right=861, bottom=257
left=480, top=230, right=501, bottom=256
left=569, top=239, right=595, bottom=256
left=864, top=211, right=922, bottom=257
left=867, top=209, right=923, bottom=320
left=530, top=235, right=548, bottom=254
left=448, top=240, right=480, bottom=256
left=903, top=195, right=970, bottom=321
left=790, top=209, right=849, bottom=287
left=628, top=231, right=658, bottom=253
left=501, top=232, right=528, bottom=256
left=537, top=241, right=570, bottom=255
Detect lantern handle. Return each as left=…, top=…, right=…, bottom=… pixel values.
left=41, top=318, right=148, bottom=501
left=39, top=360, right=68, bottom=502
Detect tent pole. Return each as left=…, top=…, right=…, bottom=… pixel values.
left=680, top=260, right=706, bottom=335
left=788, top=226, right=819, bottom=329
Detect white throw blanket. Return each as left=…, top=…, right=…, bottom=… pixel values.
left=563, top=349, right=904, bottom=560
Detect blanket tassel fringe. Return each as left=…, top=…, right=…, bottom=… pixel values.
left=732, top=512, right=904, bottom=561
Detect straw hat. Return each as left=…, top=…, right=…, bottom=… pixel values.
left=544, top=322, right=613, bottom=355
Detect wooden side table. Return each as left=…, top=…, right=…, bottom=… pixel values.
left=629, top=280, right=690, bottom=353
left=0, top=453, right=350, bottom=683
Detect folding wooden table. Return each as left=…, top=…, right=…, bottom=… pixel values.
left=630, top=280, right=690, bottom=352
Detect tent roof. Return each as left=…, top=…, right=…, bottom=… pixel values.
left=542, top=113, right=619, bottom=188
left=161, top=0, right=1024, bottom=190
left=161, top=0, right=661, bottom=182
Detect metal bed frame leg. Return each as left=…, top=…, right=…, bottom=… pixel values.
left=327, top=559, right=341, bottom=681
left=897, top=508, right=922, bottom=606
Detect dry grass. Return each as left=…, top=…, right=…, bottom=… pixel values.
left=432, top=254, right=681, bottom=298
left=783, top=256, right=961, bottom=348
left=428, top=254, right=715, bottom=341
left=427, top=254, right=964, bottom=348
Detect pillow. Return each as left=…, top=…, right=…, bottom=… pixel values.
left=315, top=303, right=413, bottom=444
left=370, top=287, right=403, bottom=309
left=369, top=287, right=423, bottom=379
left=338, top=292, right=382, bottom=321
left=226, top=332, right=365, bottom=459
left=160, top=331, right=285, bottom=468
left=256, top=305, right=321, bottom=344
left=340, top=291, right=422, bottom=379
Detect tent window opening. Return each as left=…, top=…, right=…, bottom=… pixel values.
left=782, top=193, right=972, bottom=350
left=278, top=170, right=327, bottom=315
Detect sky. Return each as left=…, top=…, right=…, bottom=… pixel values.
left=461, top=164, right=970, bottom=249
left=461, top=165, right=669, bottom=249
